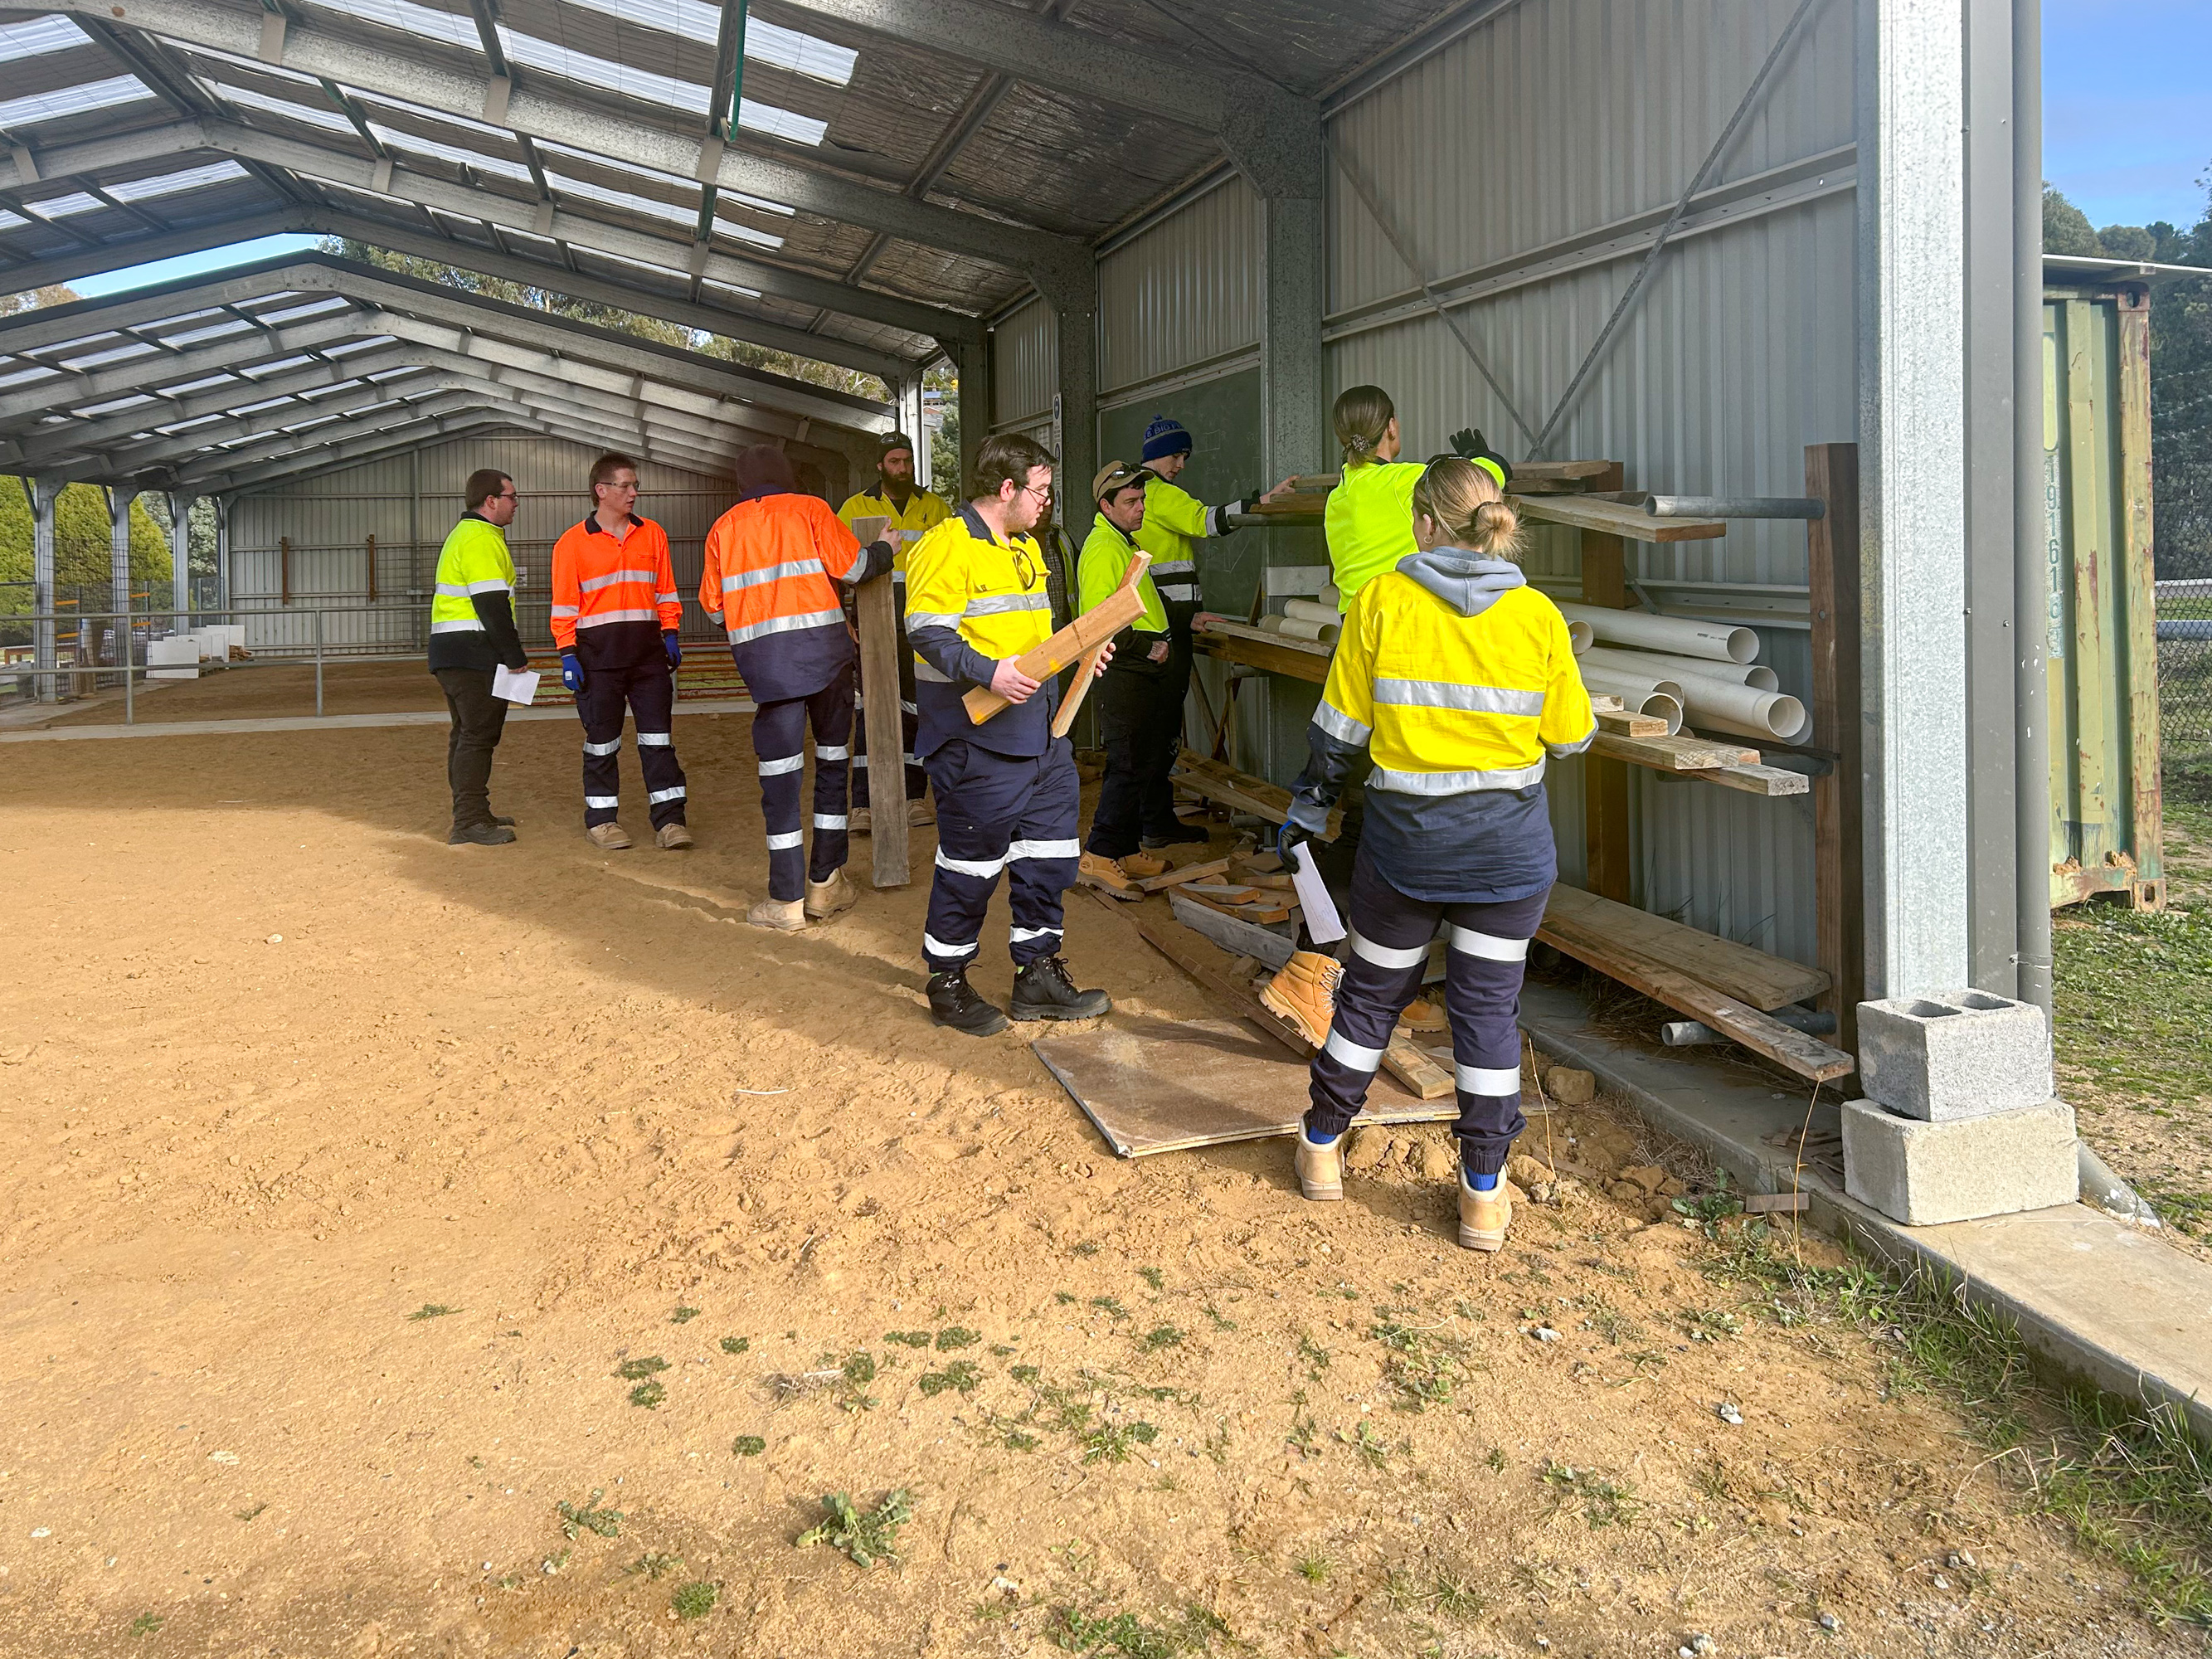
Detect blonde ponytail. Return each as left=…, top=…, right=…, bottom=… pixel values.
left=1332, top=384, right=1395, bottom=468
left=1412, top=456, right=1522, bottom=561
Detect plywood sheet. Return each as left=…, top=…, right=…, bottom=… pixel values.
left=1033, top=1017, right=1458, bottom=1158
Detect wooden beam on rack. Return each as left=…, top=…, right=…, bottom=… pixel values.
left=1592, top=732, right=1761, bottom=771
left=1806, top=442, right=1864, bottom=1048
left=1698, top=762, right=1810, bottom=798
left=1580, top=463, right=1634, bottom=903
left=1191, top=622, right=1330, bottom=684
left=1544, top=883, right=1830, bottom=1010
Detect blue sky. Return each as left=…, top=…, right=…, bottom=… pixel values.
left=2043, top=0, right=2212, bottom=232
left=72, top=233, right=321, bottom=298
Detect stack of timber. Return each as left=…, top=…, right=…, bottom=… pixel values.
left=1191, top=615, right=1331, bottom=684
left=1537, top=885, right=1852, bottom=1083
left=1171, top=751, right=1344, bottom=837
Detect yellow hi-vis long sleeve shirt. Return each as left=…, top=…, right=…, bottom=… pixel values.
left=1134, top=471, right=1237, bottom=615
left=903, top=502, right=1058, bottom=757
left=1296, top=553, right=1597, bottom=902
left=836, top=486, right=950, bottom=577
left=1323, top=459, right=1426, bottom=611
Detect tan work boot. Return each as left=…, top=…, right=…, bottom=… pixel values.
left=848, top=806, right=873, bottom=836
left=1293, top=1130, right=1344, bottom=1201
left=656, top=821, right=694, bottom=850
left=907, top=797, right=936, bottom=829
left=1398, top=996, right=1447, bottom=1034
left=1261, top=951, right=1342, bottom=1048
left=587, top=821, right=633, bottom=850
left=1118, top=851, right=1169, bottom=879
left=746, top=897, right=805, bottom=931
left=805, top=868, right=857, bottom=922
left=1457, top=1169, right=1512, bottom=1252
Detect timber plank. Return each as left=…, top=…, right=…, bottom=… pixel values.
left=1513, top=494, right=1727, bottom=543
left=1592, top=732, right=1760, bottom=771
left=1172, top=750, right=1344, bottom=837
left=1134, top=856, right=1232, bottom=893
left=1700, top=762, right=1810, bottom=798
left=851, top=555, right=911, bottom=889
left=1543, top=883, right=1829, bottom=1011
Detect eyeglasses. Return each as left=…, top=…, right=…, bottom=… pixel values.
left=1018, top=482, right=1053, bottom=505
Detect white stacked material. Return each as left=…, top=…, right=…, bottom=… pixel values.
left=1281, top=598, right=1339, bottom=626
left=1575, top=662, right=1685, bottom=734
left=145, top=637, right=199, bottom=680
left=1557, top=602, right=1757, bottom=663
left=1581, top=645, right=1778, bottom=693
left=1277, top=616, right=1339, bottom=644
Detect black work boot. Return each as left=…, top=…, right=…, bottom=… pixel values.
left=448, top=820, right=517, bottom=846
left=1010, top=956, right=1111, bottom=1022
left=927, top=967, right=1009, bottom=1037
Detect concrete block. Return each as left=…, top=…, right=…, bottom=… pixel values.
left=1841, top=1097, right=2078, bottom=1226
left=1855, top=989, right=2052, bottom=1120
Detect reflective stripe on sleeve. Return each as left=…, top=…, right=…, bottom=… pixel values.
left=726, top=608, right=843, bottom=643
left=1369, top=758, right=1547, bottom=794
left=759, top=755, right=803, bottom=776
left=722, top=559, right=824, bottom=591
left=1372, top=678, right=1545, bottom=717
left=657, top=592, right=678, bottom=605
left=550, top=605, right=580, bottom=618
left=1322, top=1029, right=1384, bottom=1073
left=1348, top=929, right=1427, bottom=971
left=1447, top=926, right=1529, bottom=962
left=913, top=661, right=950, bottom=683
left=429, top=618, right=484, bottom=633
left=839, top=544, right=872, bottom=581
left=906, top=610, right=962, bottom=631
left=1150, top=559, right=1196, bottom=577
left=582, top=737, right=621, bottom=757
left=1456, top=1063, right=1521, bottom=1095
left=766, top=830, right=803, bottom=850
left=1313, top=699, right=1372, bottom=746
left=1548, top=723, right=1598, bottom=757
left=436, top=578, right=511, bottom=596
left=580, top=568, right=659, bottom=592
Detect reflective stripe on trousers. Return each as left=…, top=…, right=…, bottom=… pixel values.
left=751, top=664, right=855, bottom=903
left=1303, top=844, right=1551, bottom=1175
left=919, top=737, right=1080, bottom=973
left=576, top=659, right=686, bottom=830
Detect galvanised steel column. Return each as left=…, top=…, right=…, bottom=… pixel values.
left=29, top=476, right=58, bottom=703
left=169, top=492, right=196, bottom=626
left=109, top=484, right=138, bottom=671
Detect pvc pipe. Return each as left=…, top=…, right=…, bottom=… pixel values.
left=1565, top=619, right=1592, bottom=654
left=1581, top=645, right=1777, bottom=692
left=1687, top=691, right=1810, bottom=743
left=1646, top=495, right=1824, bottom=519
left=1276, top=616, right=1339, bottom=644
left=1578, top=665, right=1682, bottom=702
left=1281, top=598, right=1340, bottom=626
left=1580, top=669, right=1684, bottom=736
left=1257, top=615, right=1289, bottom=633
left=1558, top=601, right=1757, bottom=663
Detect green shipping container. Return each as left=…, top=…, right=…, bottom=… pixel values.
left=2041, top=265, right=2164, bottom=911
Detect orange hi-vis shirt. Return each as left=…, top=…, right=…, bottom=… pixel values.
left=549, top=513, right=681, bottom=668
left=700, top=490, right=885, bottom=703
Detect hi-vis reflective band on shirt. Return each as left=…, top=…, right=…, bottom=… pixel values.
left=907, top=591, right=1051, bottom=634
left=1373, top=678, right=1545, bottom=717
left=1369, top=760, right=1548, bottom=794
left=726, top=608, right=845, bottom=643
left=430, top=575, right=509, bottom=631
left=1152, top=558, right=1199, bottom=601
left=581, top=568, right=658, bottom=593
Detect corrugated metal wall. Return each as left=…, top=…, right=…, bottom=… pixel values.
left=990, top=298, right=1058, bottom=434
left=227, top=435, right=737, bottom=655
left=1097, top=175, right=1262, bottom=405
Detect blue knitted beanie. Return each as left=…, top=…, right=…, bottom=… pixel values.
left=1140, top=415, right=1193, bottom=462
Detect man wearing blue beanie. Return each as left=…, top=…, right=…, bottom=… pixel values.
left=1106, top=416, right=1290, bottom=851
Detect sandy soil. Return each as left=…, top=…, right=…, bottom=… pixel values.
left=0, top=713, right=2195, bottom=1658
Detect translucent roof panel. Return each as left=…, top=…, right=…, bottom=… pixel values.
left=552, top=0, right=855, bottom=84
left=533, top=141, right=794, bottom=217
left=213, top=80, right=358, bottom=133
left=107, top=163, right=255, bottom=204
left=370, top=124, right=533, bottom=182
left=0, top=208, right=27, bottom=231
left=23, top=192, right=105, bottom=220
left=75, top=394, right=159, bottom=416
left=302, top=0, right=483, bottom=53
left=0, top=17, right=92, bottom=60
left=0, top=74, right=153, bottom=129
left=61, top=343, right=161, bottom=371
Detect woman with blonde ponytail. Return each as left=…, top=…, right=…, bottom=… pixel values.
left=1275, top=456, right=1593, bottom=1254
left=1322, top=385, right=1430, bottom=611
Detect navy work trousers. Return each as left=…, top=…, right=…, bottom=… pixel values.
left=921, top=736, right=1081, bottom=974
left=434, top=666, right=509, bottom=830
left=1083, top=647, right=1187, bottom=858
left=1305, top=845, right=1549, bottom=1174
left=577, top=659, right=687, bottom=830
left=752, top=664, right=853, bottom=902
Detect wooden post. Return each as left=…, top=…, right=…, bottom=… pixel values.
left=854, top=569, right=911, bottom=888
left=2115, top=286, right=2164, bottom=908
left=366, top=533, right=378, bottom=602
left=1579, top=461, right=1634, bottom=902
left=1806, top=443, right=1864, bottom=1047
left=280, top=535, right=292, bottom=606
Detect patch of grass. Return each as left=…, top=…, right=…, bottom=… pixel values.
left=884, top=1330, right=934, bottom=1347
left=1708, top=1224, right=2212, bottom=1623
left=719, top=1335, right=749, bottom=1355
left=670, top=1306, right=701, bottom=1324
left=406, top=1302, right=459, bottom=1321
left=2054, top=900, right=2212, bottom=1109
left=1081, top=1418, right=1160, bottom=1464
left=919, top=1360, right=983, bottom=1396
left=1089, top=1297, right=1128, bottom=1321
left=732, top=1434, right=766, bottom=1457
left=1294, top=1553, right=1332, bottom=1584
left=628, top=1380, right=667, bottom=1408
left=842, top=1350, right=878, bottom=1383
left=1136, top=1266, right=1165, bottom=1291
left=935, top=1326, right=980, bottom=1350
left=1485, top=1447, right=1506, bottom=1473
left=1384, top=1569, right=1484, bottom=1618
left=628, top=1550, right=683, bottom=1579
left=1334, top=1420, right=1392, bottom=1467
left=615, top=1355, right=669, bottom=1380
left=129, top=1613, right=164, bottom=1636
left=1368, top=1319, right=1467, bottom=1413
left=1296, top=1335, right=1330, bottom=1379
left=1203, top=1303, right=1237, bottom=1332
left=671, top=1580, right=717, bottom=1618
left=235, top=1502, right=267, bottom=1522
left=1541, top=1462, right=1641, bottom=1529
left=1070, top=1240, right=1101, bottom=1257
left=1136, top=1325, right=1183, bottom=1353
left=1048, top=1603, right=1220, bottom=1657
left=557, top=1489, right=623, bottom=1539
left=1003, top=1429, right=1042, bottom=1452
left=795, top=1489, right=911, bottom=1568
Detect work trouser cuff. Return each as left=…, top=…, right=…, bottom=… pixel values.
left=1454, top=1134, right=1514, bottom=1175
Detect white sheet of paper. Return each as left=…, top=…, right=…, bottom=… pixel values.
left=1286, top=842, right=1344, bottom=944
left=493, top=665, right=540, bottom=705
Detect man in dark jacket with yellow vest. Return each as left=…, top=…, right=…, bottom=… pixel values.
left=427, top=467, right=527, bottom=846
left=904, top=435, right=1115, bottom=1036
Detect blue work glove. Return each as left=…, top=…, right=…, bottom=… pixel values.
left=560, top=652, right=584, bottom=693
left=663, top=630, right=681, bottom=669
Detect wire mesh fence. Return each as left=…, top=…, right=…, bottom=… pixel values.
left=2157, top=578, right=2212, bottom=815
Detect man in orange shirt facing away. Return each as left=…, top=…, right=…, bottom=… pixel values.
left=702, top=445, right=894, bottom=930
left=550, top=452, right=693, bottom=851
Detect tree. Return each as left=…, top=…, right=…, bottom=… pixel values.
left=2044, top=185, right=2104, bottom=255
left=0, top=480, right=175, bottom=616
left=0, top=283, right=80, bottom=319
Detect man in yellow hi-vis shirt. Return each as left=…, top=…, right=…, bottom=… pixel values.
left=903, top=434, right=1114, bottom=1037
left=426, top=467, right=527, bottom=845
left=837, top=431, right=949, bottom=831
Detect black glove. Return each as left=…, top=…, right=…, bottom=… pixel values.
left=1449, top=427, right=1514, bottom=485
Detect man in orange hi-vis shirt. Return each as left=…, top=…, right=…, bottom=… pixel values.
left=550, top=452, right=693, bottom=851
left=702, top=445, right=893, bottom=931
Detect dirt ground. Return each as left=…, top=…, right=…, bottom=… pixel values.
left=1, top=697, right=2199, bottom=1657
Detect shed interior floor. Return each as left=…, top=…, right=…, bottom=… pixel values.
left=0, top=718, right=2196, bottom=1656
